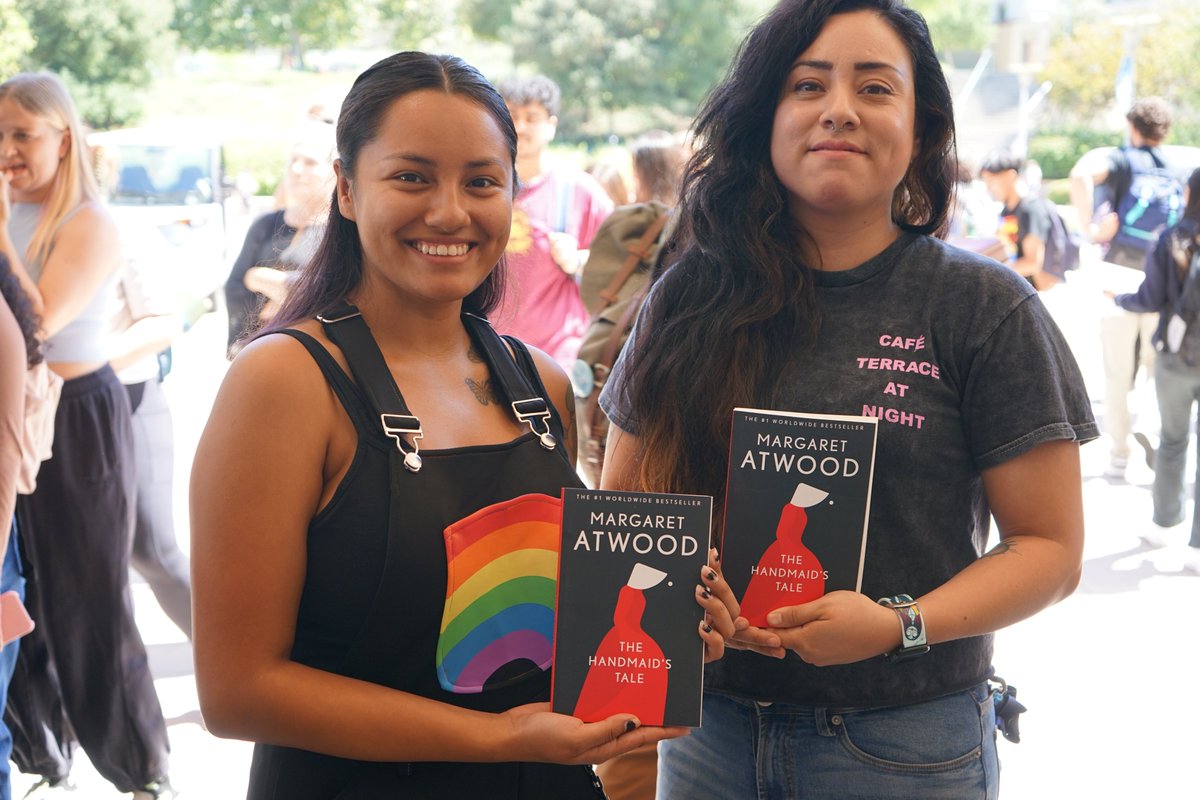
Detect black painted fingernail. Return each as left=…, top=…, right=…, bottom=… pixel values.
left=703, top=623, right=713, bottom=633
left=706, top=570, right=718, bottom=582
left=696, top=584, right=711, bottom=599
left=625, top=720, right=637, bottom=732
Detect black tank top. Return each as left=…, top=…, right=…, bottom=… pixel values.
left=246, top=324, right=601, bottom=800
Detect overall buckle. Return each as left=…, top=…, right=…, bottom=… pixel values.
left=381, top=413, right=424, bottom=472
left=511, top=399, right=557, bottom=450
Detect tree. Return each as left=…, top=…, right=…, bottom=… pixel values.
left=484, top=0, right=754, bottom=135
left=172, top=0, right=363, bottom=69
left=1039, top=3, right=1200, bottom=130
left=458, top=0, right=514, bottom=41
left=377, top=0, right=451, bottom=51
left=18, top=0, right=173, bottom=129
left=908, top=0, right=992, bottom=62
left=0, top=0, right=35, bottom=78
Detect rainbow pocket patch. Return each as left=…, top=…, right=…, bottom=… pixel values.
left=436, top=493, right=561, bottom=694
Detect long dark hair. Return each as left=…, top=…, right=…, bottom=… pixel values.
left=0, top=253, right=43, bottom=367
left=264, top=52, right=517, bottom=332
left=625, top=0, right=956, bottom=501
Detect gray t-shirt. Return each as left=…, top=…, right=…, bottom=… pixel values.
left=600, top=232, right=1098, bottom=707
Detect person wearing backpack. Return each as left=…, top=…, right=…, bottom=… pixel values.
left=1070, top=97, right=1181, bottom=479
left=488, top=75, right=614, bottom=372
left=1111, top=166, right=1200, bottom=574
left=980, top=151, right=1076, bottom=291
left=574, top=131, right=684, bottom=491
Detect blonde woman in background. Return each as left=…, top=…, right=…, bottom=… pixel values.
left=224, top=118, right=337, bottom=355
left=0, top=72, right=173, bottom=799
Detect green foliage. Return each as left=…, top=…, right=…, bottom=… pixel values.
left=1027, top=128, right=1122, bottom=180
left=172, top=0, right=363, bottom=68
left=224, top=135, right=287, bottom=196
left=1042, top=178, right=1070, bottom=206
left=493, top=0, right=753, bottom=135
left=908, top=0, right=992, bottom=60
left=458, top=0, right=514, bottom=41
left=377, top=0, right=449, bottom=50
left=1040, top=3, right=1200, bottom=130
left=0, top=0, right=34, bottom=78
left=17, top=0, right=173, bottom=129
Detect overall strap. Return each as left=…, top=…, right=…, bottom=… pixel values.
left=502, top=334, right=569, bottom=459
left=267, top=329, right=377, bottom=439
left=317, top=302, right=426, bottom=473
left=462, top=313, right=559, bottom=452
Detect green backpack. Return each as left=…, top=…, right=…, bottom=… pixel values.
left=572, top=202, right=674, bottom=485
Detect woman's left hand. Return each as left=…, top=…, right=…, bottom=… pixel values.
left=695, top=549, right=783, bottom=662
left=695, top=550, right=735, bottom=663
left=764, top=591, right=899, bottom=667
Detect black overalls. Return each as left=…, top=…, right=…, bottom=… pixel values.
left=246, top=311, right=602, bottom=799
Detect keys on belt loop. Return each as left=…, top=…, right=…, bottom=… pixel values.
left=511, top=398, right=557, bottom=450
left=381, top=413, right=425, bottom=472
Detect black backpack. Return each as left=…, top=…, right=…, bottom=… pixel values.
left=1041, top=200, right=1082, bottom=280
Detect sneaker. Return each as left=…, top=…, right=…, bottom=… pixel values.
left=1133, top=432, right=1156, bottom=470
left=1141, top=528, right=1173, bottom=548
left=1104, top=455, right=1128, bottom=480
left=131, top=777, right=177, bottom=800
left=21, top=777, right=76, bottom=797
left=1183, top=547, right=1200, bottom=576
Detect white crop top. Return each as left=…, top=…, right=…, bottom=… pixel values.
left=8, top=202, right=117, bottom=364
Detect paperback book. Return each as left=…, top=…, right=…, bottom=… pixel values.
left=721, top=408, right=878, bottom=627
left=552, top=487, right=712, bottom=727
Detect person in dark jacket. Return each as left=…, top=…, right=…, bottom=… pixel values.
left=1113, top=166, right=1200, bottom=572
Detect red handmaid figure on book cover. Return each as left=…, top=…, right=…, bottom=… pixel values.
left=573, top=563, right=669, bottom=724
left=739, top=482, right=829, bottom=626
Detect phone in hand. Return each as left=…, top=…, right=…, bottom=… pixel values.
left=0, top=591, right=34, bottom=645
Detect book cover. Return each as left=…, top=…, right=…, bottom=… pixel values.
left=720, top=408, right=878, bottom=627
left=551, top=488, right=712, bottom=727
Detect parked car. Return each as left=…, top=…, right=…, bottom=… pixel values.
left=88, top=128, right=232, bottom=325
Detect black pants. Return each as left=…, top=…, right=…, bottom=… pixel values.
left=5, top=365, right=170, bottom=792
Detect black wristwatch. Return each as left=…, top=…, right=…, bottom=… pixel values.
left=878, top=594, right=930, bottom=663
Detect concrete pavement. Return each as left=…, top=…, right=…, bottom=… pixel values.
left=9, top=257, right=1199, bottom=798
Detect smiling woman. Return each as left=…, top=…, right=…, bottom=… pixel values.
left=189, top=51, right=697, bottom=800
left=769, top=12, right=917, bottom=251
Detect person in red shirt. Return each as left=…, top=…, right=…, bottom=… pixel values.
left=490, top=76, right=613, bottom=371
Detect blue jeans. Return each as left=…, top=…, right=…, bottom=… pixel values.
left=658, top=686, right=998, bottom=800
left=0, top=518, right=27, bottom=800
left=1153, top=353, right=1200, bottom=547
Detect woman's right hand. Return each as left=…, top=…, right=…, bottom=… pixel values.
left=500, top=702, right=687, bottom=765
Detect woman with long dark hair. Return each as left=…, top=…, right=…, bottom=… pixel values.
left=600, top=1, right=1096, bottom=796
left=1113, top=167, right=1200, bottom=572
left=190, top=52, right=722, bottom=799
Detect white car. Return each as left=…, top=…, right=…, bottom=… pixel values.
left=88, top=128, right=231, bottom=325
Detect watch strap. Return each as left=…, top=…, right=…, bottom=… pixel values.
left=878, top=594, right=930, bottom=662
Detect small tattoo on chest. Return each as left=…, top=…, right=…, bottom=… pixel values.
left=466, top=377, right=500, bottom=406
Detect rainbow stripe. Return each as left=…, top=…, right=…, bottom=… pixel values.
left=436, top=493, right=561, bottom=694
